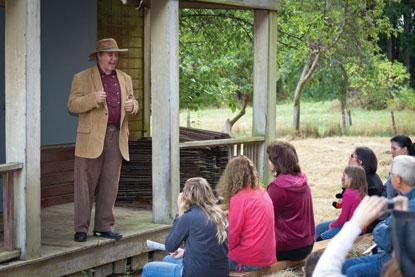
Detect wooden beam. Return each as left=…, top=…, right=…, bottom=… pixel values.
left=143, top=7, right=151, bottom=137
left=180, top=0, right=279, bottom=10
left=179, top=1, right=249, bottom=9
left=252, top=10, right=277, bottom=184
left=0, top=163, right=23, bottom=174
left=143, top=0, right=279, bottom=10
left=150, top=0, right=180, bottom=224
left=5, top=0, right=41, bottom=259
left=179, top=136, right=264, bottom=148
left=3, top=173, right=14, bottom=251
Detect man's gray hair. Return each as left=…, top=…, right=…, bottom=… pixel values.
left=391, top=155, right=415, bottom=187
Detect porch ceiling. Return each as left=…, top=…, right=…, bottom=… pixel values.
left=143, top=0, right=279, bottom=10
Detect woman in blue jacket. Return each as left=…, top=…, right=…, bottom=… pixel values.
left=142, top=177, right=228, bottom=277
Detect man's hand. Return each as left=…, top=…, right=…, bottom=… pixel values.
left=124, top=96, right=134, bottom=113
left=170, top=248, right=184, bottom=259
left=95, top=91, right=107, bottom=104
left=350, top=196, right=387, bottom=230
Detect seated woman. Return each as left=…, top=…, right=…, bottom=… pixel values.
left=217, top=155, right=276, bottom=272
left=349, top=146, right=384, bottom=196
left=315, top=165, right=367, bottom=241
left=142, top=177, right=228, bottom=277
left=385, top=135, right=415, bottom=199
left=266, top=140, right=315, bottom=261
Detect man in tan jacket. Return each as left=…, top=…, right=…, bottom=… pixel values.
left=68, top=38, right=138, bottom=242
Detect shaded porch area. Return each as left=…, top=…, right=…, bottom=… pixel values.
left=0, top=204, right=170, bottom=276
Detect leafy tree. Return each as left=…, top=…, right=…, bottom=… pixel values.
left=380, top=0, right=415, bottom=85
left=347, top=55, right=413, bottom=133
left=179, top=9, right=253, bottom=114
left=278, top=0, right=392, bottom=131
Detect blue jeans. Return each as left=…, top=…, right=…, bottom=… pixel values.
left=342, top=252, right=391, bottom=277
left=142, top=255, right=183, bottom=277
left=229, top=259, right=267, bottom=272
left=315, top=220, right=342, bottom=240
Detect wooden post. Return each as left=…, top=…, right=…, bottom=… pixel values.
left=5, top=0, right=41, bottom=258
left=150, top=0, right=180, bottom=224
left=3, top=172, right=14, bottom=251
left=143, top=7, right=151, bottom=137
left=253, top=10, right=277, bottom=185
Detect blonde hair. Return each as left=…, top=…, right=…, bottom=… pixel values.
left=181, top=177, right=227, bottom=244
left=217, top=155, right=260, bottom=205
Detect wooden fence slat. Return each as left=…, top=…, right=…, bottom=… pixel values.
left=3, top=172, right=14, bottom=251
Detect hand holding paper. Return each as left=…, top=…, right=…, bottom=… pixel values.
left=146, top=240, right=166, bottom=251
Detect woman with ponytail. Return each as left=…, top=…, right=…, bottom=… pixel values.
left=142, top=177, right=228, bottom=277
left=218, top=155, right=276, bottom=272
left=385, top=135, right=415, bottom=198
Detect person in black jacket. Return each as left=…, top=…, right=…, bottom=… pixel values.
left=142, top=177, right=228, bottom=277
left=349, top=146, right=384, bottom=196
left=333, top=146, right=385, bottom=209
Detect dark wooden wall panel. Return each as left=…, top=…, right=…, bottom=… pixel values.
left=41, top=128, right=230, bottom=207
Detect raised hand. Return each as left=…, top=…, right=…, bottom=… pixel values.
left=95, top=91, right=107, bottom=104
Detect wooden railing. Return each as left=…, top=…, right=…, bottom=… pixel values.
left=179, top=136, right=265, bottom=167
left=0, top=162, right=23, bottom=262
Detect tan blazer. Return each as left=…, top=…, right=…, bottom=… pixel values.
left=67, top=66, right=138, bottom=161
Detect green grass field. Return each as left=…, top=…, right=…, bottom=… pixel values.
left=180, top=100, right=415, bottom=137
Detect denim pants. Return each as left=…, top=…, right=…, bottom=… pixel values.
left=342, top=252, right=392, bottom=277
left=228, top=259, right=267, bottom=272
left=142, top=255, right=183, bottom=277
left=315, top=220, right=342, bottom=240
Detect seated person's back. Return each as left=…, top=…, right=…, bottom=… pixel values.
left=218, top=155, right=276, bottom=272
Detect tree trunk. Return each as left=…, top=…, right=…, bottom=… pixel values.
left=386, top=35, right=393, bottom=61
left=403, top=11, right=412, bottom=70
left=339, top=67, right=351, bottom=133
left=292, top=51, right=321, bottom=131
left=340, top=97, right=351, bottom=134
left=391, top=111, right=397, bottom=134
left=224, top=93, right=250, bottom=136
left=186, top=110, right=191, bottom=128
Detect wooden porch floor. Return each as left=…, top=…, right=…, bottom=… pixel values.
left=0, top=203, right=171, bottom=277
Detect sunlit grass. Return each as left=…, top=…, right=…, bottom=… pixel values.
left=180, top=101, right=415, bottom=137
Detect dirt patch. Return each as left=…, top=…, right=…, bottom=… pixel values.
left=289, top=136, right=390, bottom=224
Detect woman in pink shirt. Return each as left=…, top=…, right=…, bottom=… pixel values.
left=315, top=165, right=368, bottom=241
left=267, top=140, right=315, bottom=261
left=218, top=156, right=276, bottom=272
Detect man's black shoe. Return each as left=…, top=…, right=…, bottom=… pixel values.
left=74, top=232, right=87, bottom=242
left=93, top=231, right=122, bottom=240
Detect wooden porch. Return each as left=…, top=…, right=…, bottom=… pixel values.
left=0, top=203, right=170, bottom=277
left=1, top=0, right=279, bottom=273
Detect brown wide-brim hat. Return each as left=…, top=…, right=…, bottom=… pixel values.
left=89, top=38, right=128, bottom=60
